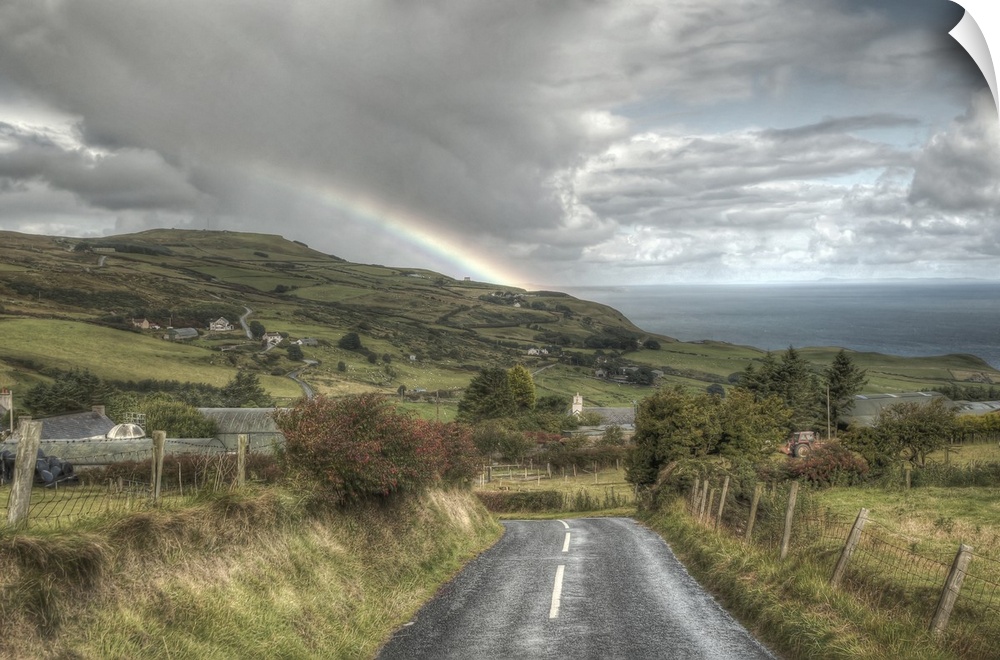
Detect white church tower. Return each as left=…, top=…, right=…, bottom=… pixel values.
left=571, top=393, right=584, bottom=415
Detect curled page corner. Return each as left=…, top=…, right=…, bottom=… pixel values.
left=950, top=3, right=998, bottom=116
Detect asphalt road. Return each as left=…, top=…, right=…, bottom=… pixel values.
left=377, top=517, right=775, bottom=660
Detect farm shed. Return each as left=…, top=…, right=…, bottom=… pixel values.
left=843, top=392, right=946, bottom=427
left=197, top=408, right=287, bottom=452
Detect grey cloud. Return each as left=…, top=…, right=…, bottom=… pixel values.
left=0, top=0, right=993, bottom=283
left=0, top=123, right=202, bottom=211
left=908, top=95, right=1000, bottom=211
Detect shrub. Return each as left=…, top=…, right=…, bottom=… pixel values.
left=412, top=420, right=480, bottom=486
left=476, top=490, right=563, bottom=512
left=784, top=442, right=869, bottom=487
left=275, top=394, right=471, bottom=504
left=910, top=461, right=1000, bottom=487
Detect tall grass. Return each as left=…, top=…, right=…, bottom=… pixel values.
left=0, top=487, right=501, bottom=659
left=643, top=499, right=958, bottom=659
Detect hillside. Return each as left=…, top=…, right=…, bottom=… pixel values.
left=1, top=229, right=997, bottom=412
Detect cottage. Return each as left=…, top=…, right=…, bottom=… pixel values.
left=209, top=317, right=234, bottom=332
left=295, top=337, right=319, bottom=346
left=262, top=332, right=283, bottom=347
left=8, top=406, right=116, bottom=442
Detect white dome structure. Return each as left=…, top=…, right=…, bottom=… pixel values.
left=106, top=423, right=146, bottom=441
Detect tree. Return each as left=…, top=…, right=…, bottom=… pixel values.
left=870, top=398, right=956, bottom=468
left=824, top=349, right=867, bottom=432
left=738, top=347, right=822, bottom=431
left=507, top=364, right=536, bottom=413
left=141, top=396, right=218, bottom=438
left=286, top=344, right=304, bottom=361
left=456, top=367, right=516, bottom=423
left=626, top=366, right=656, bottom=386
left=716, top=388, right=791, bottom=461
left=626, top=386, right=721, bottom=487
left=599, top=424, right=626, bottom=447
left=535, top=394, right=569, bottom=414
left=248, top=320, right=266, bottom=339
left=22, top=368, right=108, bottom=416
left=338, top=332, right=362, bottom=350
left=221, top=370, right=271, bottom=407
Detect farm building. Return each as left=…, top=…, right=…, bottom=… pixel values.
left=843, top=392, right=946, bottom=427
left=197, top=408, right=286, bottom=452
left=164, top=327, right=199, bottom=341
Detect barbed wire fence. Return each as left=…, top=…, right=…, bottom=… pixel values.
left=1, top=422, right=285, bottom=531
left=685, top=476, right=1000, bottom=657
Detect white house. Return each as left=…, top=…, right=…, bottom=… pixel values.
left=209, top=317, right=234, bottom=332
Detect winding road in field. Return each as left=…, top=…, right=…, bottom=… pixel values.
left=377, top=517, right=775, bottom=660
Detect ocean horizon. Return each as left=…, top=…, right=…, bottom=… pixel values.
left=560, top=280, right=1000, bottom=370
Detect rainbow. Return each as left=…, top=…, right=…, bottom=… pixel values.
left=247, top=165, right=525, bottom=288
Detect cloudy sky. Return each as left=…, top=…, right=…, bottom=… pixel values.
left=0, top=0, right=996, bottom=286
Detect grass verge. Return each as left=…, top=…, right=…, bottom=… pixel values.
left=0, top=487, right=501, bottom=659
left=641, top=498, right=965, bottom=660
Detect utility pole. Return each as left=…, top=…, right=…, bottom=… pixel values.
left=826, top=384, right=832, bottom=439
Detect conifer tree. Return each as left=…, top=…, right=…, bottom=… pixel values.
left=507, top=364, right=536, bottom=413
left=824, top=349, right=867, bottom=432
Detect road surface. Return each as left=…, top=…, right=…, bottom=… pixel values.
left=287, top=359, right=317, bottom=399
left=239, top=306, right=253, bottom=339
left=377, top=517, right=774, bottom=660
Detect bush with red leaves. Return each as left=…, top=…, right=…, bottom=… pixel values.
left=275, top=394, right=477, bottom=503
left=785, top=442, right=869, bottom=487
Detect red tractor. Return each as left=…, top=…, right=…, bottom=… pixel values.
left=781, top=431, right=820, bottom=458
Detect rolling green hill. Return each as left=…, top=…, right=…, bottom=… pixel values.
left=1, top=229, right=996, bottom=413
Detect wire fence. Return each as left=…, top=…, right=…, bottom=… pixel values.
left=685, top=479, right=1000, bottom=658
left=1, top=432, right=286, bottom=531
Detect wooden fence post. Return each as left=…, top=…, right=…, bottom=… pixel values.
left=237, top=433, right=248, bottom=489
left=705, top=489, right=717, bottom=526
left=691, top=477, right=701, bottom=514
left=152, top=431, right=166, bottom=503
left=780, top=481, right=799, bottom=560
left=830, top=508, right=869, bottom=587
left=745, top=483, right=764, bottom=543
left=715, top=476, right=730, bottom=531
left=7, top=420, right=42, bottom=529
left=698, top=480, right=710, bottom=523
left=930, top=544, right=974, bottom=635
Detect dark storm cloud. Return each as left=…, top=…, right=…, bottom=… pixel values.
left=0, top=122, right=201, bottom=211
left=0, top=0, right=994, bottom=283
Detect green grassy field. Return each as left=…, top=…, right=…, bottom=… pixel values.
left=475, top=465, right=636, bottom=517
left=2, top=228, right=998, bottom=404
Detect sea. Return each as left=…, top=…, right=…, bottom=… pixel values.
left=561, top=280, right=1000, bottom=370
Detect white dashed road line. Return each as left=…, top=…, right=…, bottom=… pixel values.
left=549, top=564, right=565, bottom=619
